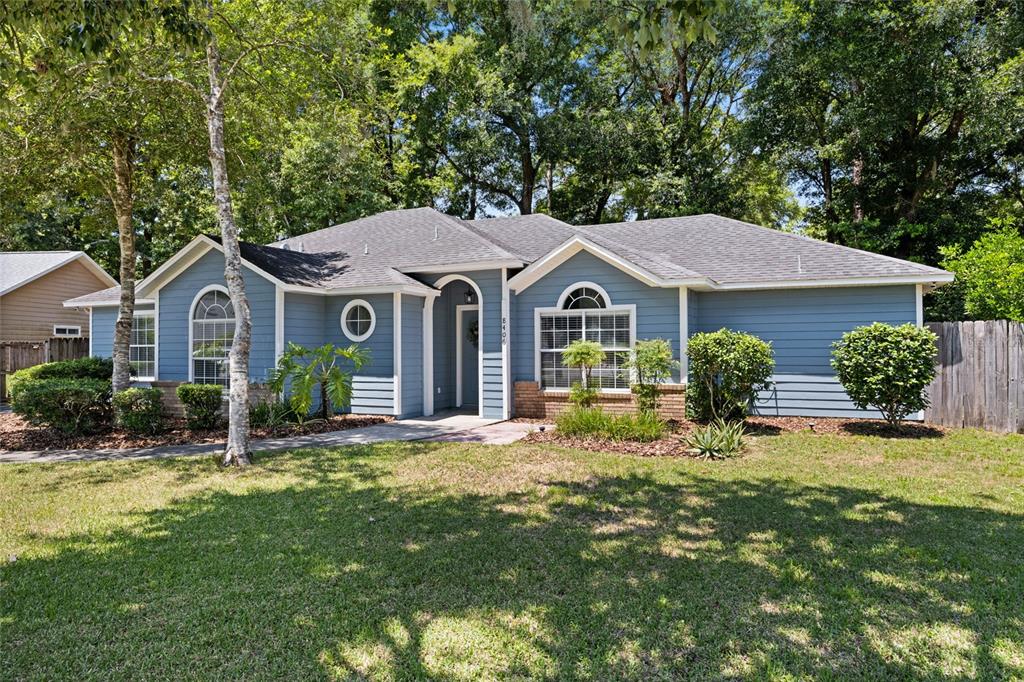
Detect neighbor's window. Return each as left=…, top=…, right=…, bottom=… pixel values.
left=130, top=314, right=156, bottom=380
left=192, top=288, right=234, bottom=386
left=341, top=299, right=375, bottom=342
left=539, top=287, right=631, bottom=390
left=53, top=325, right=81, bottom=337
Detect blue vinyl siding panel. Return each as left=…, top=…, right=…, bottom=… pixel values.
left=324, top=293, right=394, bottom=414
left=425, top=271, right=505, bottom=419
left=692, top=285, right=917, bottom=418
left=89, top=303, right=155, bottom=360
left=156, top=250, right=276, bottom=383
left=284, top=293, right=324, bottom=350
left=400, top=294, right=424, bottom=418
left=511, top=250, right=682, bottom=386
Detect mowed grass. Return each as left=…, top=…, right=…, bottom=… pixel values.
left=2, top=430, right=1024, bottom=681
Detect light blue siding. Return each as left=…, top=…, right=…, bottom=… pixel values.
left=156, top=250, right=276, bottom=383
left=324, top=293, right=394, bottom=415
left=400, top=294, right=424, bottom=418
left=425, top=271, right=505, bottom=419
left=284, top=293, right=324, bottom=350
left=511, top=250, right=682, bottom=385
left=90, top=304, right=154, bottom=360
left=692, top=285, right=917, bottom=418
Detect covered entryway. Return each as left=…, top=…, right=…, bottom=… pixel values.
left=427, top=276, right=483, bottom=417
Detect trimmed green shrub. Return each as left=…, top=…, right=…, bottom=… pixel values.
left=685, top=418, right=746, bottom=459
left=176, top=383, right=224, bottom=430
left=831, top=322, right=937, bottom=426
left=686, top=329, right=774, bottom=421
left=11, top=377, right=112, bottom=435
left=561, top=339, right=606, bottom=390
left=113, top=387, right=164, bottom=435
left=555, top=407, right=613, bottom=438
left=623, top=338, right=679, bottom=413
left=8, top=356, right=113, bottom=399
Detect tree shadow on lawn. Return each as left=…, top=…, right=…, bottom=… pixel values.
left=3, top=445, right=1023, bottom=680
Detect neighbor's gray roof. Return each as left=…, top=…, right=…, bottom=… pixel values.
left=1, top=251, right=87, bottom=296
left=64, top=286, right=126, bottom=307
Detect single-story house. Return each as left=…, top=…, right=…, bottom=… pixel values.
left=1, top=250, right=116, bottom=342
left=65, top=208, right=953, bottom=420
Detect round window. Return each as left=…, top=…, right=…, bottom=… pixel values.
left=341, top=299, right=376, bottom=342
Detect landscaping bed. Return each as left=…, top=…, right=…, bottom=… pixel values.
left=522, top=415, right=948, bottom=457
left=0, top=411, right=390, bottom=452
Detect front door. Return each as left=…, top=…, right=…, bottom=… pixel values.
left=457, top=306, right=479, bottom=408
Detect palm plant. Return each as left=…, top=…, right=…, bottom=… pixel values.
left=268, top=342, right=369, bottom=422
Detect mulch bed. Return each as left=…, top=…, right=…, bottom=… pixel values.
left=0, top=412, right=391, bottom=452
left=521, top=415, right=947, bottom=458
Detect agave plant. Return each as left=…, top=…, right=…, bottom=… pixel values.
left=268, top=342, right=369, bottom=422
left=685, top=418, right=746, bottom=460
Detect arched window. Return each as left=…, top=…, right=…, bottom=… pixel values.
left=341, top=299, right=376, bottom=342
left=562, top=286, right=607, bottom=310
left=191, top=287, right=234, bottom=386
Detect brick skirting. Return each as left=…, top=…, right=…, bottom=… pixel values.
left=513, top=381, right=686, bottom=420
left=150, top=381, right=272, bottom=418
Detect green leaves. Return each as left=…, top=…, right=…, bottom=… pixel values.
left=268, top=342, right=369, bottom=422
left=622, top=338, right=679, bottom=412
left=831, top=322, right=938, bottom=426
left=940, top=220, right=1024, bottom=322
left=686, top=329, right=774, bottom=422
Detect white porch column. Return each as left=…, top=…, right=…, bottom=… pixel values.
left=423, top=295, right=434, bottom=416
left=678, top=287, right=689, bottom=383
left=393, top=292, right=402, bottom=416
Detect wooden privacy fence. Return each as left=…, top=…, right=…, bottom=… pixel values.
left=0, top=338, right=90, bottom=400
left=925, top=321, right=1024, bottom=433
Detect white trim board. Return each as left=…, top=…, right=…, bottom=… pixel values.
left=393, top=292, right=402, bottom=416
left=432, top=274, right=485, bottom=418
left=532, top=303, right=637, bottom=390
left=500, top=267, right=511, bottom=420
left=422, top=296, right=434, bottom=416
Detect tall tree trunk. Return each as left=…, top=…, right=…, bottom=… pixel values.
left=520, top=138, right=535, bottom=215
left=546, top=161, right=554, bottom=212
left=852, top=154, right=864, bottom=222
left=111, top=133, right=136, bottom=394
left=205, top=32, right=252, bottom=467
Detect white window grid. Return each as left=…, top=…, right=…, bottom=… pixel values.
left=345, top=304, right=372, bottom=337
left=130, top=314, right=156, bottom=379
left=192, top=290, right=235, bottom=387
left=538, top=310, right=632, bottom=390
left=53, top=325, right=81, bottom=337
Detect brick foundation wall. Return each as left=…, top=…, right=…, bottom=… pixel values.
left=150, top=381, right=272, bottom=418
left=513, top=381, right=686, bottom=420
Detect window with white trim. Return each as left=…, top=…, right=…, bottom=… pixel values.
left=130, top=314, right=156, bottom=380
left=341, top=299, right=375, bottom=342
left=192, top=289, right=234, bottom=386
left=539, top=287, right=632, bottom=390
left=53, top=325, right=81, bottom=337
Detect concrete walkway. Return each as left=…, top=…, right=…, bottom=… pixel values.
left=0, top=412, right=541, bottom=464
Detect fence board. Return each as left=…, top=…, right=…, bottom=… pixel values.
left=925, top=321, right=1024, bottom=433
left=0, top=338, right=89, bottom=401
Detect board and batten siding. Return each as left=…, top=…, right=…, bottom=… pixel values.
left=691, top=285, right=918, bottom=418
left=156, top=250, right=277, bottom=383
left=423, top=270, right=504, bottom=419
left=2, top=259, right=109, bottom=341
left=324, top=293, right=394, bottom=415
left=90, top=303, right=155, bottom=359
left=510, top=250, right=683, bottom=384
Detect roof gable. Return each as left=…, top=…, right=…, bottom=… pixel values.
left=0, top=251, right=115, bottom=297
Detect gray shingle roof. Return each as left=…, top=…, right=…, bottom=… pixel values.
left=579, top=214, right=949, bottom=284
left=1, top=251, right=84, bottom=295
left=64, top=286, right=126, bottom=307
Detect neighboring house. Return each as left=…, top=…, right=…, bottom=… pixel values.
left=1, top=251, right=116, bottom=342
left=66, top=208, right=953, bottom=420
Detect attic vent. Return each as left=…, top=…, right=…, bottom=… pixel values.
left=281, top=243, right=291, bottom=251
left=364, top=243, right=369, bottom=255
left=797, top=255, right=804, bottom=274
left=433, top=226, right=439, bottom=241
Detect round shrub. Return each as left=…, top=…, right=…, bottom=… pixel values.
left=686, top=329, right=774, bottom=421
left=176, top=383, right=224, bottom=431
left=831, top=322, right=937, bottom=426
left=11, top=377, right=112, bottom=435
left=113, top=387, right=164, bottom=435
left=8, top=356, right=113, bottom=399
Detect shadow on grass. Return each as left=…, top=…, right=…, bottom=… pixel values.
left=841, top=421, right=945, bottom=439
left=3, top=444, right=1022, bottom=680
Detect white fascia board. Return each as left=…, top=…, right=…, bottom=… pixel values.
left=64, top=298, right=155, bottom=308
left=135, top=235, right=216, bottom=296
left=76, top=253, right=119, bottom=288
left=402, top=259, right=524, bottom=274
left=706, top=272, right=955, bottom=291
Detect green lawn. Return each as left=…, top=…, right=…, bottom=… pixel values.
left=3, top=430, right=1024, bottom=680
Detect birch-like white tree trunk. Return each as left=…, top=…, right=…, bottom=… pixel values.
left=205, top=32, right=252, bottom=467
left=111, top=133, right=136, bottom=394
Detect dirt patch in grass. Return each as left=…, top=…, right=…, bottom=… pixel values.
left=0, top=412, right=391, bottom=452
left=522, top=415, right=948, bottom=457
